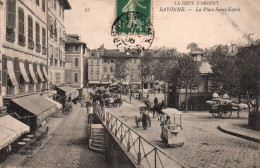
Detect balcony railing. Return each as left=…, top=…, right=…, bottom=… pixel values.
left=36, top=84, right=41, bottom=92
left=36, top=43, right=41, bottom=53
left=93, top=104, right=184, bottom=168
left=29, top=84, right=34, bottom=92
left=19, top=85, right=25, bottom=93
left=6, top=86, right=15, bottom=96
left=6, top=27, right=15, bottom=43
left=28, top=38, right=34, bottom=50
left=42, top=46, right=47, bottom=55
left=18, top=33, right=26, bottom=46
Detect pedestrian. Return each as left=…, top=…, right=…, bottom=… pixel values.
left=142, top=109, right=149, bottom=130
left=161, top=100, right=165, bottom=109
left=154, top=97, right=158, bottom=105
left=158, top=87, right=161, bottom=94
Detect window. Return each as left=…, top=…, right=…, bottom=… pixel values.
left=97, top=67, right=99, bottom=73
left=54, top=0, right=56, bottom=10
left=42, top=28, right=46, bottom=47
left=42, top=0, right=46, bottom=12
left=59, top=3, right=61, bottom=17
left=97, top=58, right=100, bottom=64
left=18, top=8, right=24, bottom=34
left=18, top=8, right=25, bottom=46
left=107, top=75, right=110, bottom=80
left=28, top=16, right=33, bottom=40
left=6, top=0, right=16, bottom=42
left=91, top=53, right=95, bottom=57
left=111, top=59, right=114, bottom=63
left=134, top=58, right=136, bottom=63
left=36, top=0, right=40, bottom=6
left=104, top=59, right=107, bottom=63
left=75, top=45, right=79, bottom=51
left=103, top=67, right=107, bottom=72
left=91, top=67, right=93, bottom=72
left=74, top=73, right=78, bottom=83
left=55, top=73, right=60, bottom=84
left=90, top=74, right=93, bottom=80
left=36, top=22, right=40, bottom=44
left=75, top=58, right=79, bottom=67
left=97, top=74, right=99, bottom=80
left=110, top=67, right=113, bottom=72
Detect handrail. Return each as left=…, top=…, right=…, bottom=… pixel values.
left=93, top=103, right=185, bottom=168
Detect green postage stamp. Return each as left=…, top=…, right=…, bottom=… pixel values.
left=112, top=0, right=154, bottom=53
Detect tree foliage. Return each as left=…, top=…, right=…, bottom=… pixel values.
left=114, top=57, right=128, bottom=80
left=208, top=46, right=241, bottom=95
left=187, top=42, right=204, bottom=52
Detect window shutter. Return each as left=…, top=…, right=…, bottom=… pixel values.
left=6, top=0, right=16, bottom=28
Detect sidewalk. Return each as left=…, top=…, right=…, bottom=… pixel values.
left=0, top=117, right=63, bottom=168
left=218, top=120, right=260, bottom=143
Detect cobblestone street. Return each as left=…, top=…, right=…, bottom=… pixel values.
left=107, top=94, right=260, bottom=168
left=22, top=104, right=108, bottom=168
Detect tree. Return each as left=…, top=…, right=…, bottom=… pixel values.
left=139, top=52, right=154, bottom=93
left=114, top=57, right=128, bottom=80
left=208, top=46, right=241, bottom=97
left=175, top=55, right=202, bottom=112
left=187, top=42, right=204, bottom=52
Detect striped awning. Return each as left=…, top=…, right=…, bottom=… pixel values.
left=19, top=62, right=30, bottom=83
left=0, top=115, right=30, bottom=150
left=29, top=64, right=37, bottom=83
left=43, top=66, right=49, bottom=81
left=37, top=64, right=45, bottom=82
left=7, top=60, right=18, bottom=86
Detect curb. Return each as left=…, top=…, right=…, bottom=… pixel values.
left=218, top=125, right=260, bottom=143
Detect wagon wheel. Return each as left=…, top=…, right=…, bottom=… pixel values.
left=221, top=106, right=232, bottom=119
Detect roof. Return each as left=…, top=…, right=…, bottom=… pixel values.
left=199, top=61, right=212, bottom=74
left=190, top=51, right=204, bottom=55
left=44, top=97, right=62, bottom=109
left=60, top=0, right=71, bottom=10
left=57, top=86, right=78, bottom=95
left=66, top=36, right=86, bottom=45
left=11, top=94, right=56, bottom=116
left=0, top=115, right=29, bottom=149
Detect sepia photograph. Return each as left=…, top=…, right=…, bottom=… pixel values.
left=0, top=0, right=259, bottom=167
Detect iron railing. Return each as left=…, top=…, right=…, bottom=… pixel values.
left=93, top=104, right=184, bottom=168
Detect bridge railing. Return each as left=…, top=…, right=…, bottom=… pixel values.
left=93, top=104, right=184, bottom=168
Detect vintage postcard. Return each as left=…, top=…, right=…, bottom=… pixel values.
left=0, top=0, right=259, bottom=168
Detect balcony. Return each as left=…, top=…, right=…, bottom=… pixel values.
left=36, top=84, right=41, bottom=92
left=19, top=85, right=25, bottom=93
left=36, top=43, right=41, bottom=53
left=18, top=33, right=26, bottom=47
left=28, top=38, right=34, bottom=50
left=6, top=86, right=15, bottom=96
left=28, top=84, right=34, bottom=92
left=42, top=46, right=47, bottom=55
left=6, top=27, right=15, bottom=43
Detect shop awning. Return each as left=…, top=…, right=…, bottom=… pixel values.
left=43, top=66, right=49, bottom=81
left=7, top=60, right=18, bottom=86
left=44, top=97, right=62, bottom=109
left=29, top=64, right=38, bottom=83
left=122, top=82, right=129, bottom=85
left=0, top=115, right=29, bottom=150
left=88, top=81, right=101, bottom=84
left=101, top=81, right=111, bottom=84
left=11, top=94, right=56, bottom=125
left=37, top=64, right=45, bottom=82
left=19, top=62, right=30, bottom=83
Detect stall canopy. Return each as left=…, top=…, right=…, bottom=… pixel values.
left=57, top=86, right=78, bottom=98
left=19, top=62, right=30, bottom=83
left=11, top=94, right=56, bottom=125
left=29, top=64, right=38, bottom=83
left=37, top=64, right=45, bottom=82
left=7, top=60, right=18, bottom=86
left=88, top=81, right=100, bottom=84
left=0, top=115, right=29, bottom=150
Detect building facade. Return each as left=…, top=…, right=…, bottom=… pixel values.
left=65, top=34, right=86, bottom=88
left=1, top=0, right=49, bottom=100
left=47, top=0, right=71, bottom=86
left=87, top=45, right=142, bottom=89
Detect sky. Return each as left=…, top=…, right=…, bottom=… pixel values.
left=64, top=0, right=260, bottom=52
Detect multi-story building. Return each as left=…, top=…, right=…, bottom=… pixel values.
left=47, top=0, right=71, bottom=86
left=1, top=0, right=49, bottom=100
left=65, top=34, right=86, bottom=88
left=87, top=45, right=142, bottom=89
